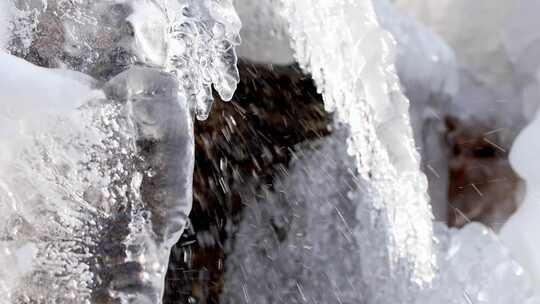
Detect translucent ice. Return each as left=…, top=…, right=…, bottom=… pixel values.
left=223, top=131, right=538, bottom=303
left=165, top=0, right=242, bottom=119
left=233, top=0, right=457, bottom=220
left=7, top=0, right=241, bottom=120
left=224, top=1, right=534, bottom=303
left=283, top=0, right=435, bottom=302
left=222, top=133, right=371, bottom=304
left=234, top=0, right=294, bottom=64
left=501, top=109, right=540, bottom=294
left=0, top=0, right=242, bottom=303
left=0, top=57, right=194, bottom=304
left=375, top=0, right=458, bottom=221
left=418, top=223, right=539, bottom=304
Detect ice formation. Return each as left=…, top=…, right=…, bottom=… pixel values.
left=417, top=223, right=539, bottom=304
left=0, top=2, right=13, bottom=49
left=390, top=0, right=540, bottom=294
left=501, top=109, right=540, bottom=293
left=6, top=0, right=241, bottom=119
left=282, top=0, right=435, bottom=302
left=394, top=0, right=540, bottom=127
left=234, top=0, right=457, bottom=221
left=0, top=0, right=241, bottom=303
left=164, top=0, right=242, bottom=119
left=374, top=0, right=458, bottom=221
left=222, top=133, right=375, bottom=304
left=0, top=51, right=193, bottom=304
left=3, top=0, right=540, bottom=303
left=222, top=131, right=539, bottom=304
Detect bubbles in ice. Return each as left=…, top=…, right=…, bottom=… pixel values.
left=0, top=96, right=125, bottom=303
left=165, top=0, right=242, bottom=120
left=6, top=0, right=242, bottom=120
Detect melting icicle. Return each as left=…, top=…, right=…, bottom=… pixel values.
left=165, top=0, right=242, bottom=120
left=282, top=0, right=435, bottom=302
left=501, top=110, right=540, bottom=294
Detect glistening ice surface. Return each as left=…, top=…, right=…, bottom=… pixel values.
left=0, top=0, right=240, bottom=303
left=283, top=0, right=435, bottom=301
left=3, top=0, right=540, bottom=303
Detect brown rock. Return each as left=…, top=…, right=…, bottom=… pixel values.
left=445, top=116, right=520, bottom=229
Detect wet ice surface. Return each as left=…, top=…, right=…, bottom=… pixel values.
left=0, top=0, right=240, bottom=303
left=2, top=0, right=540, bottom=303
left=165, top=0, right=242, bottom=119
left=0, top=57, right=194, bottom=304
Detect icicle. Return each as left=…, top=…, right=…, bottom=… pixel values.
left=282, top=0, right=434, bottom=302
left=164, top=0, right=242, bottom=120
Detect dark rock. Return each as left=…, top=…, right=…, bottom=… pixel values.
left=163, top=60, right=329, bottom=304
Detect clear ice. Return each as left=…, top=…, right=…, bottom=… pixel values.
left=0, top=0, right=241, bottom=303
